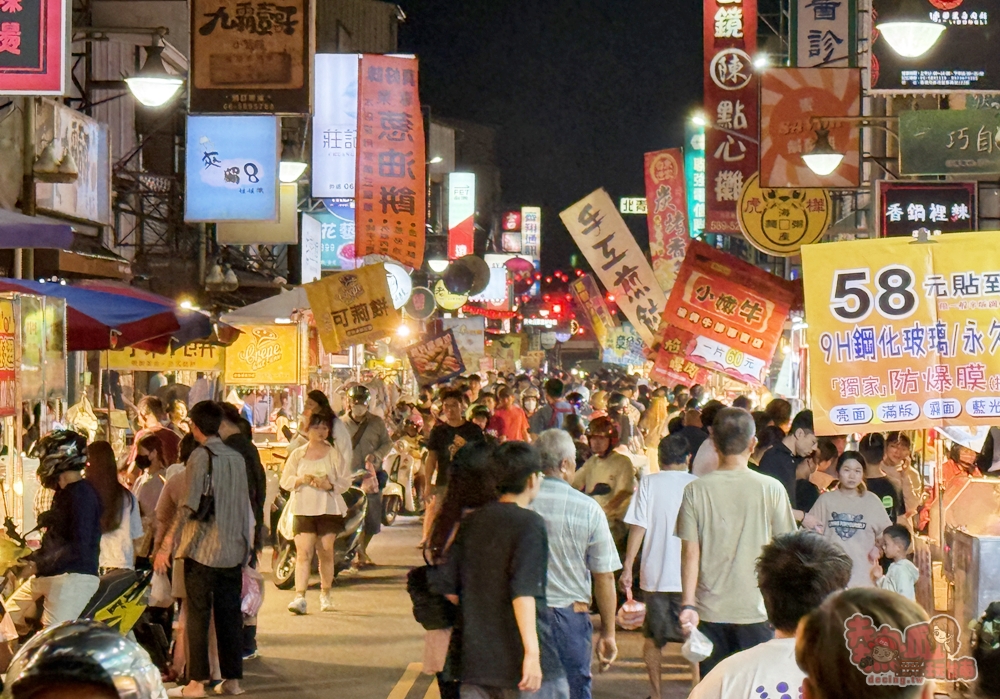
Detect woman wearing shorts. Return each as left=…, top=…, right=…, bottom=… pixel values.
left=280, top=410, right=350, bottom=614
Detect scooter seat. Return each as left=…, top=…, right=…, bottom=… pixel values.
left=79, top=568, right=140, bottom=619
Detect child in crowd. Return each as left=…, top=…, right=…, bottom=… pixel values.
left=874, top=524, right=920, bottom=600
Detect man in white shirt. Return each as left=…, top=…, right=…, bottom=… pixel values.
left=689, top=530, right=852, bottom=699
left=620, top=433, right=697, bottom=699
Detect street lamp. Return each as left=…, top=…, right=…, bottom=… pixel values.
left=428, top=257, right=449, bottom=273
left=125, top=43, right=184, bottom=107
left=801, top=128, right=844, bottom=176
left=876, top=0, right=946, bottom=58
left=279, top=140, right=308, bottom=183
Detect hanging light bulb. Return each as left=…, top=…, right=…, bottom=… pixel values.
left=205, top=263, right=225, bottom=287
left=223, top=266, right=239, bottom=292
left=876, top=0, right=946, bottom=58
left=279, top=139, right=308, bottom=183
left=801, top=128, right=845, bottom=176
left=126, top=44, right=184, bottom=107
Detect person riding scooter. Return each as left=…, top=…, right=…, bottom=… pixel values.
left=5, top=431, right=103, bottom=635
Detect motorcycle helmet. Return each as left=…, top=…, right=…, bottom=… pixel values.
left=31, top=430, right=88, bottom=490
left=347, top=385, right=371, bottom=405
left=2, top=619, right=168, bottom=699
left=404, top=410, right=424, bottom=430
left=606, top=392, right=628, bottom=414
left=586, top=416, right=620, bottom=456
left=521, top=386, right=541, bottom=400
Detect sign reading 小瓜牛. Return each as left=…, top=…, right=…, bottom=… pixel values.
left=560, top=188, right=667, bottom=348
left=665, top=240, right=797, bottom=384
left=878, top=182, right=976, bottom=238
left=900, top=109, right=1000, bottom=176
left=802, top=231, right=1000, bottom=433
left=190, top=0, right=310, bottom=113
left=305, top=263, right=401, bottom=354
left=0, top=0, right=67, bottom=95
left=643, top=149, right=689, bottom=293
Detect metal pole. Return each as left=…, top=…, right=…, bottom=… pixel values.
left=17, top=96, right=36, bottom=280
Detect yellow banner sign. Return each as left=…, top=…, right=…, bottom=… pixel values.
left=106, top=344, right=226, bottom=373
left=803, top=231, right=1000, bottom=434
left=224, top=325, right=300, bottom=385
left=305, top=263, right=401, bottom=354
left=0, top=299, right=15, bottom=417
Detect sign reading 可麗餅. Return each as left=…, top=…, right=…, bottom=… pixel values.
left=791, top=0, right=856, bottom=67
left=354, top=54, right=426, bottom=269
left=190, top=0, right=310, bottom=113
left=643, top=149, right=689, bottom=293
left=0, top=0, right=67, bottom=94
left=802, top=231, right=1000, bottom=433
left=704, top=0, right=758, bottom=235
left=305, top=263, right=401, bottom=354
left=312, top=54, right=358, bottom=197
left=560, top=188, right=667, bottom=348
left=878, top=182, right=976, bottom=238
left=900, top=109, right=1000, bottom=176
left=665, top=240, right=797, bottom=384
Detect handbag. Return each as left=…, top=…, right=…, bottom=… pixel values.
left=191, top=447, right=215, bottom=523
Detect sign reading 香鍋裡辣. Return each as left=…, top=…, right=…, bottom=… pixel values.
left=900, top=109, right=1000, bottom=176
left=802, top=231, right=1000, bottom=433
left=643, top=149, right=689, bottom=294
left=0, top=0, right=67, bottom=94
left=305, top=263, right=400, bottom=354
left=704, top=0, right=758, bottom=235
left=665, top=240, right=797, bottom=384
left=878, top=182, right=976, bottom=238
left=560, top=189, right=667, bottom=348
left=354, top=54, right=426, bottom=269
left=190, top=0, right=310, bottom=113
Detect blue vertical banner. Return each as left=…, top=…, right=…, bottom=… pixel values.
left=685, top=121, right=706, bottom=237
left=319, top=200, right=357, bottom=271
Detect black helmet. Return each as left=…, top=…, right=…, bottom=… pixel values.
left=347, top=385, right=371, bottom=405
left=469, top=404, right=491, bottom=422
left=31, top=430, right=88, bottom=489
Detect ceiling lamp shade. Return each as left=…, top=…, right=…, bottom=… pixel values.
left=802, top=128, right=845, bottom=176
left=876, top=0, right=946, bottom=58
left=125, top=45, right=184, bottom=107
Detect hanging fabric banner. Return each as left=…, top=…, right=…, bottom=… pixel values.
left=643, top=149, right=689, bottom=294
left=305, top=263, right=401, bottom=353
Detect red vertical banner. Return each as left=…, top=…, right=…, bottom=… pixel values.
left=644, top=149, right=689, bottom=294
left=355, top=55, right=426, bottom=269
left=704, top=0, right=758, bottom=236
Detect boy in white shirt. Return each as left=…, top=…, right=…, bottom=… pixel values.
left=874, top=525, right=920, bottom=600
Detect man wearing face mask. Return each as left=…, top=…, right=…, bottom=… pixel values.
left=344, top=385, right=392, bottom=566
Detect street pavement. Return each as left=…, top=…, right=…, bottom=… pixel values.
left=243, top=517, right=693, bottom=699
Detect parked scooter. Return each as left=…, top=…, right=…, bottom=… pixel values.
left=381, top=440, right=423, bottom=526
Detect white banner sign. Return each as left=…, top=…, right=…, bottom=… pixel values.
left=312, top=54, right=359, bottom=198
left=793, top=0, right=853, bottom=67
left=301, top=213, right=322, bottom=283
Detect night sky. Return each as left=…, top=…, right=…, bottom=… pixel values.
left=399, top=0, right=704, bottom=272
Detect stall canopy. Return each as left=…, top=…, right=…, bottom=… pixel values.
left=0, top=209, right=74, bottom=249
left=220, top=287, right=309, bottom=324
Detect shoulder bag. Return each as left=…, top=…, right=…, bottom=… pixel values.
left=191, top=447, right=216, bottom=522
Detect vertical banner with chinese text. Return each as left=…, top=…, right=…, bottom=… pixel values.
left=305, top=263, right=401, bottom=353
left=447, top=173, right=476, bottom=259
left=569, top=274, right=618, bottom=347
left=0, top=299, right=14, bottom=417
left=312, top=54, right=359, bottom=197
left=704, top=0, right=758, bottom=235
left=355, top=54, right=426, bottom=269
left=803, top=232, right=1000, bottom=434
left=685, top=121, right=706, bottom=237
left=560, top=189, right=667, bottom=348
left=791, top=0, right=856, bottom=67
left=644, top=149, right=689, bottom=293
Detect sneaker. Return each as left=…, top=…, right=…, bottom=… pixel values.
left=320, top=592, right=334, bottom=612
left=242, top=649, right=259, bottom=661
left=287, top=595, right=307, bottom=615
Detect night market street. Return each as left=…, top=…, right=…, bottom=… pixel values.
left=245, top=518, right=691, bottom=699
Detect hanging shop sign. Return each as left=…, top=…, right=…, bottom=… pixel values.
left=619, top=197, right=647, bottom=215
left=502, top=210, right=521, bottom=231
left=406, top=330, right=465, bottom=385
left=316, top=201, right=356, bottom=271
left=0, top=299, right=14, bottom=417
left=900, top=109, right=1000, bottom=176
left=685, top=121, right=706, bottom=237
left=404, top=286, right=436, bottom=320
left=0, top=0, right=67, bottom=94
left=487, top=334, right=522, bottom=373
left=650, top=326, right=712, bottom=388
left=643, top=149, right=689, bottom=293
left=802, top=230, right=1000, bottom=432
left=760, top=68, right=861, bottom=188
left=665, top=240, right=797, bottom=384
left=737, top=173, right=832, bottom=256
left=878, top=182, right=976, bottom=238
left=190, top=0, right=310, bottom=113
left=225, top=324, right=300, bottom=385
left=470, top=254, right=514, bottom=305
left=441, top=317, right=485, bottom=371
left=312, top=54, right=358, bottom=197
left=384, top=261, right=413, bottom=309
left=306, top=263, right=400, bottom=353
left=216, top=182, right=298, bottom=243
left=569, top=273, right=618, bottom=347
left=521, top=206, right=541, bottom=260
left=43, top=298, right=65, bottom=401
left=184, top=115, right=279, bottom=222
left=354, top=54, right=426, bottom=269
left=602, top=324, right=647, bottom=367
left=433, top=279, right=468, bottom=311
left=300, top=212, right=322, bottom=283
left=447, top=172, right=476, bottom=259
left=20, top=294, right=43, bottom=404
left=106, top=343, right=226, bottom=373
left=790, top=0, right=856, bottom=67
left=871, top=0, right=1000, bottom=93
left=704, top=0, right=758, bottom=235
left=561, top=188, right=667, bottom=347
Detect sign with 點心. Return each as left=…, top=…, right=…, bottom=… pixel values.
left=107, top=343, right=226, bottom=373
left=871, top=0, right=1000, bottom=93
left=0, top=299, right=15, bottom=417
left=0, top=0, right=67, bottom=94
left=316, top=202, right=357, bottom=271
left=665, top=240, right=797, bottom=384
left=900, top=109, right=1000, bottom=176
left=447, top=172, right=476, bottom=259
left=704, top=0, right=758, bottom=235
left=560, top=189, right=667, bottom=347
left=802, top=231, right=1000, bottom=433
left=760, top=68, right=861, bottom=188
left=569, top=273, right=618, bottom=347
left=305, top=263, right=401, bottom=353
left=644, top=149, right=689, bottom=293
left=791, top=0, right=856, bottom=67
left=738, top=173, right=831, bottom=256
left=685, top=121, right=706, bottom=237
left=355, top=54, right=426, bottom=269
left=650, top=326, right=712, bottom=388
left=619, top=198, right=647, bottom=215
left=190, top=0, right=310, bottom=113
left=184, top=115, right=279, bottom=222
left=878, top=182, right=976, bottom=238
left=602, top=324, right=647, bottom=367
left=407, top=331, right=465, bottom=385
left=312, top=54, right=358, bottom=197
left=225, top=325, right=300, bottom=385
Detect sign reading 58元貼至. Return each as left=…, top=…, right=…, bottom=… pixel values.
left=803, top=231, right=1000, bottom=433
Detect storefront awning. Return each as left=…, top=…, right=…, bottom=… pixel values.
left=0, top=209, right=74, bottom=249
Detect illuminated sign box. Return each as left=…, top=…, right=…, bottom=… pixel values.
left=619, top=197, right=647, bottom=215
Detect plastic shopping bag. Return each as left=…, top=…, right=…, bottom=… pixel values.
left=681, top=625, right=714, bottom=663
left=241, top=566, right=265, bottom=617
left=616, top=588, right=646, bottom=630
left=149, top=571, right=173, bottom=608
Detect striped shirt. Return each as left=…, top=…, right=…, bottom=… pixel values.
left=529, top=476, right=621, bottom=608
left=173, top=437, right=251, bottom=569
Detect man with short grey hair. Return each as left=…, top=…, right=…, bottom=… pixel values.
left=530, top=430, right=620, bottom=699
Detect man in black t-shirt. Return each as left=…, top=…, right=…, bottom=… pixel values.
left=859, top=433, right=905, bottom=523
left=758, top=410, right=818, bottom=527
left=441, top=442, right=567, bottom=699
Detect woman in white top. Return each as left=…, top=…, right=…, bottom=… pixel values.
left=86, top=441, right=144, bottom=571
left=280, top=411, right=350, bottom=615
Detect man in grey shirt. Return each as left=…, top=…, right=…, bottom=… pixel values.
left=155, top=400, right=251, bottom=697
left=343, top=385, right=392, bottom=566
